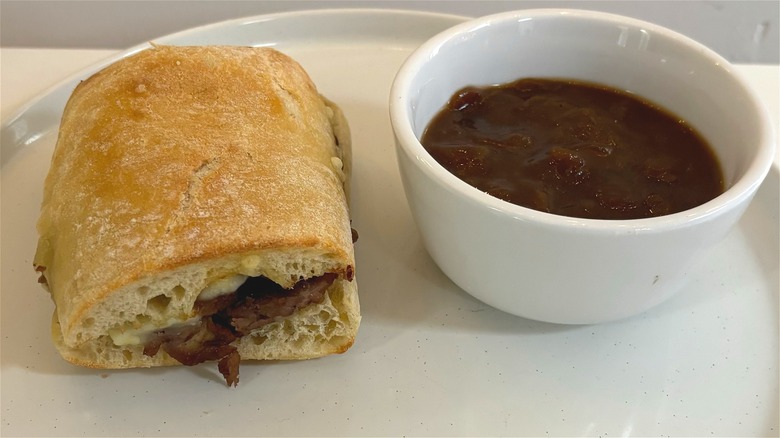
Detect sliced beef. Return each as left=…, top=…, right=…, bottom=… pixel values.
left=227, top=273, right=336, bottom=333
left=142, top=273, right=338, bottom=386
left=218, top=350, right=241, bottom=387
left=34, top=265, right=48, bottom=285
left=162, top=318, right=238, bottom=366
left=193, top=293, right=235, bottom=316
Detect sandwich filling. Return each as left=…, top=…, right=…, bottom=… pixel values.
left=131, top=273, right=337, bottom=386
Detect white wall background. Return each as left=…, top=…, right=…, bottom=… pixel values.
left=1, top=0, right=778, bottom=63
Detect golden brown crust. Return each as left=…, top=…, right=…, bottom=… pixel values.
left=34, top=45, right=357, bottom=361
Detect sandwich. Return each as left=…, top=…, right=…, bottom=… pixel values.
left=33, top=45, right=359, bottom=386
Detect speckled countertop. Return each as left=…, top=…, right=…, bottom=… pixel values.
left=1, top=10, right=778, bottom=437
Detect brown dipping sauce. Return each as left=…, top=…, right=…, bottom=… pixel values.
left=420, top=78, right=724, bottom=220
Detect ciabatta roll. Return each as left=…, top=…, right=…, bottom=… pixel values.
left=33, top=45, right=359, bottom=386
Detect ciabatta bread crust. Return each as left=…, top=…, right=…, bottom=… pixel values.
left=34, top=45, right=358, bottom=368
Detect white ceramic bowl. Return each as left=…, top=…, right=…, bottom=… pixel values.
left=389, top=9, right=775, bottom=324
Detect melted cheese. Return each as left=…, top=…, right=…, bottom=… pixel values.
left=109, top=317, right=199, bottom=346
left=110, top=274, right=247, bottom=347
left=198, top=274, right=248, bottom=301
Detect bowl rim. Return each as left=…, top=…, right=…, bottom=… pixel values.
left=389, top=8, right=776, bottom=234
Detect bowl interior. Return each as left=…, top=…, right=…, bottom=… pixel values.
left=403, top=11, right=771, bottom=195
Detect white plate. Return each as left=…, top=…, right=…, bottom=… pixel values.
left=1, top=9, right=778, bottom=437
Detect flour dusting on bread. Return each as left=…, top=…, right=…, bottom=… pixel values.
left=34, top=45, right=359, bottom=384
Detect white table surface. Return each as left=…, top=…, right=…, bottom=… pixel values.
left=1, top=44, right=778, bottom=437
